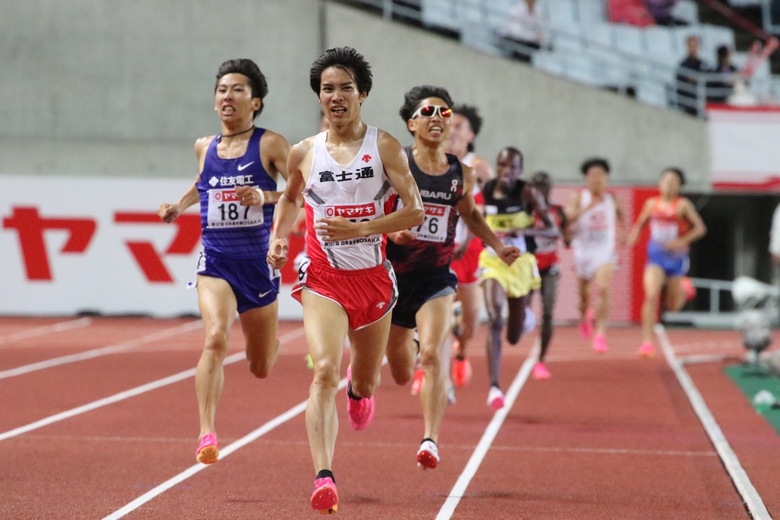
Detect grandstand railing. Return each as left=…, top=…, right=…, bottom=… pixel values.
left=333, top=0, right=775, bottom=118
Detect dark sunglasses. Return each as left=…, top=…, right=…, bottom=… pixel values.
left=411, top=105, right=453, bottom=119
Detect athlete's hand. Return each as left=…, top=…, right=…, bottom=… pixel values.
left=235, top=185, right=265, bottom=206
left=159, top=203, right=181, bottom=223
left=388, top=230, right=415, bottom=245
left=663, top=238, right=688, bottom=254
left=267, top=238, right=289, bottom=269
left=497, top=245, right=521, bottom=266
left=453, top=243, right=468, bottom=260
left=314, top=216, right=361, bottom=241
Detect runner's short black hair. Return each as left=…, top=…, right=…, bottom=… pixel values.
left=215, top=59, right=268, bottom=118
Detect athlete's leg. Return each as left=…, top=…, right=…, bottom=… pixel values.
left=592, top=262, right=615, bottom=337
left=483, top=278, right=507, bottom=388
left=239, top=300, right=281, bottom=378
left=539, top=269, right=560, bottom=361
left=454, top=282, right=481, bottom=357
left=577, top=276, right=591, bottom=321
left=301, top=291, right=349, bottom=474
left=416, top=293, right=455, bottom=444
left=641, top=265, right=666, bottom=344
left=385, top=324, right=416, bottom=386
left=665, top=276, right=688, bottom=312
left=506, top=294, right=528, bottom=345
left=195, top=275, right=238, bottom=440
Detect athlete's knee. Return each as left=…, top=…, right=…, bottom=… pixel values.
left=419, top=347, right=442, bottom=374
left=311, top=358, right=341, bottom=391
left=349, top=374, right=377, bottom=399
left=246, top=340, right=278, bottom=379
left=203, top=329, right=230, bottom=356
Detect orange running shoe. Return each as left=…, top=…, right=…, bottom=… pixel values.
left=410, top=366, right=424, bottom=396
left=451, top=356, right=472, bottom=387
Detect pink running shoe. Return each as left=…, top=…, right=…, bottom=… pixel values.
left=638, top=341, right=655, bottom=358
left=681, top=276, right=696, bottom=301
left=593, top=334, right=608, bottom=354
left=579, top=309, right=594, bottom=339
left=346, top=366, right=375, bottom=431
left=452, top=357, right=472, bottom=387
left=310, top=477, right=338, bottom=514
left=410, top=366, right=424, bottom=396
left=487, top=386, right=505, bottom=411
left=195, top=432, right=219, bottom=464
left=417, top=439, right=440, bottom=470
left=532, top=361, right=552, bottom=380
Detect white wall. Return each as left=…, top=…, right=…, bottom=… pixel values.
left=0, top=0, right=711, bottom=189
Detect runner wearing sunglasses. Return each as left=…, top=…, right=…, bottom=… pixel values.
left=384, top=85, right=520, bottom=470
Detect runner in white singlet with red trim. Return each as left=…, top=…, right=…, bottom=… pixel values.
left=566, top=157, right=625, bottom=354
left=266, top=47, right=423, bottom=515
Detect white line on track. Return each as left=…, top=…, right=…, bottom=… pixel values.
left=656, top=324, right=772, bottom=520
left=435, top=345, right=537, bottom=520
left=103, top=332, right=340, bottom=520
left=0, top=320, right=202, bottom=380
left=0, top=326, right=305, bottom=443
left=0, top=317, right=92, bottom=345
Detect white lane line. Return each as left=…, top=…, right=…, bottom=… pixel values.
left=0, top=320, right=203, bottom=380
left=436, top=348, right=537, bottom=520
left=102, top=400, right=309, bottom=520
left=656, top=324, right=771, bottom=520
left=0, top=327, right=305, bottom=443
left=103, top=354, right=344, bottom=520
left=0, top=317, right=93, bottom=345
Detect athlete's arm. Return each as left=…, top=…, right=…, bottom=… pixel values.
left=255, top=130, right=292, bottom=205
left=158, top=137, right=211, bottom=223
left=668, top=198, right=707, bottom=250
left=457, top=164, right=520, bottom=266
left=626, top=197, right=654, bottom=247
left=267, top=138, right=309, bottom=269
left=612, top=193, right=627, bottom=245
left=564, top=190, right=583, bottom=223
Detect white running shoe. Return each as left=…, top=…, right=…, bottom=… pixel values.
left=487, top=385, right=505, bottom=411
left=417, top=439, right=440, bottom=469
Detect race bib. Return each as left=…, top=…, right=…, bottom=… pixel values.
left=206, top=188, right=264, bottom=229
left=414, top=203, right=451, bottom=243
left=650, top=220, right=678, bottom=243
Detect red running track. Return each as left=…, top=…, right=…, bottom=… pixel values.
left=0, top=317, right=778, bottom=519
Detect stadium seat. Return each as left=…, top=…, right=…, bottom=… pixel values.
left=421, top=0, right=461, bottom=32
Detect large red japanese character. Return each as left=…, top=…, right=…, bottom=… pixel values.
left=3, top=206, right=97, bottom=281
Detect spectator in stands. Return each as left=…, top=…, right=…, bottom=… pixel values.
left=707, top=45, right=738, bottom=104
left=675, top=35, right=709, bottom=116
left=645, top=0, right=688, bottom=27
left=497, top=0, right=545, bottom=63
left=608, top=0, right=655, bottom=27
